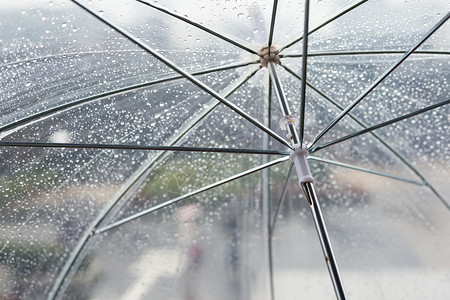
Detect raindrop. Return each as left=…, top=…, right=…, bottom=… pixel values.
left=25, top=82, right=32, bottom=87
left=61, top=22, right=67, bottom=28
left=50, top=130, right=71, bottom=143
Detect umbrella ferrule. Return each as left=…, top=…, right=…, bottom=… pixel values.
left=289, top=147, right=315, bottom=184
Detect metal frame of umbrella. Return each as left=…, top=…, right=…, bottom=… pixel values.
left=1, top=0, right=449, bottom=299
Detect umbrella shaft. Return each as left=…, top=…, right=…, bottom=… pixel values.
left=302, top=182, right=347, bottom=300
left=267, top=61, right=301, bottom=146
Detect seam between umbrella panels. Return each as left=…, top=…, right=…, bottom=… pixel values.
left=281, top=64, right=449, bottom=209
left=0, top=49, right=222, bottom=69
left=263, top=72, right=275, bottom=300
left=278, top=0, right=369, bottom=53
left=71, top=0, right=292, bottom=150
left=270, top=163, right=293, bottom=237
left=310, top=99, right=450, bottom=153
left=299, top=0, right=310, bottom=145
left=0, top=88, right=207, bottom=259
left=0, top=60, right=258, bottom=138
left=268, top=0, right=279, bottom=48
left=47, top=156, right=289, bottom=299
left=47, top=66, right=262, bottom=299
left=309, top=12, right=450, bottom=147
left=281, top=50, right=450, bottom=58
left=96, top=156, right=290, bottom=234
left=307, top=156, right=425, bottom=186
left=0, top=142, right=288, bottom=156
left=135, top=0, right=260, bottom=57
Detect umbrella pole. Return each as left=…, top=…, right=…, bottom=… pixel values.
left=301, top=182, right=347, bottom=300
left=267, top=61, right=346, bottom=299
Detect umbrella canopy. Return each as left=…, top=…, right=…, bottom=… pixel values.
left=0, top=0, right=449, bottom=299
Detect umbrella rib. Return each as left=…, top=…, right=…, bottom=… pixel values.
left=267, top=74, right=273, bottom=130
left=135, top=0, right=259, bottom=56
left=299, top=0, right=310, bottom=145
left=310, top=99, right=450, bottom=154
left=1, top=48, right=253, bottom=69
left=72, top=0, right=292, bottom=150
left=282, top=50, right=450, bottom=58
left=309, top=12, right=450, bottom=147
left=308, top=156, right=425, bottom=186
left=2, top=109, right=168, bottom=288
left=270, top=163, right=294, bottom=236
left=0, top=89, right=198, bottom=260
left=278, top=0, right=369, bottom=53
left=268, top=62, right=301, bottom=146
left=47, top=67, right=261, bottom=300
left=96, top=156, right=290, bottom=234
left=268, top=0, right=279, bottom=48
left=0, top=60, right=257, bottom=136
left=0, top=141, right=288, bottom=155
left=0, top=49, right=141, bottom=68
left=263, top=73, right=275, bottom=300
left=281, top=64, right=449, bottom=210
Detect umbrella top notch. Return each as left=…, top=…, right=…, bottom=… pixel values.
left=259, top=46, right=281, bottom=68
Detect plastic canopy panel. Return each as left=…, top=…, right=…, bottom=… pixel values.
left=62, top=168, right=271, bottom=300
left=0, top=0, right=449, bottom=300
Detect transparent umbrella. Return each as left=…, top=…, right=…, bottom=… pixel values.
left=0, top=0, right=449, bottom=299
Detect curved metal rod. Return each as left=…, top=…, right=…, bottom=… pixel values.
left=47, top=67, right=260, bottom=299
left=96, top=156, right=289, bottom=234
left=299, top=0, right=310, bottom=145
left=263, top=73, right=275, bottom=300
left=308, top=156, right=425, bottom=186
left=0, top=68, right=259, bottom=256
left=310, top=99, right=450, bottom=154
left=0, top=141, right=288, bottom=156
left=282, top=50, right=450, bottom=58
left=0, top=60, right=257, bottom=137
left=1, top=48, right=245, bottom=69
left=270, top=163, right=293, bottom=236
left=0, top=103, right=178, bottom=257
left=278, top=0, right=368, bottom=53
left=2, top=47, right=246, bottom=69
left=309, top=12, right=450, bottom=147
left=0, top=49, right=140, bottom=68
left=268, top=62, right=300, bottom=146
left=136, top=0, right=259, bottom=56
left=72, top=0, right=292, bottom=149
left=268, top=0, right=279, bottom=48
left=281, top=64, right=449, bottom=210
